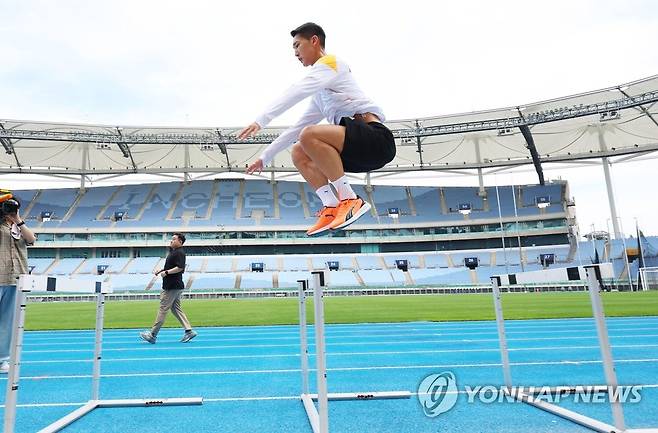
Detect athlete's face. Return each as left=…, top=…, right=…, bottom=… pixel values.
left=293, top=34, right=322, bottom=67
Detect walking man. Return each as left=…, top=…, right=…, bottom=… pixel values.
left=140, top=233, right=197, bottom=344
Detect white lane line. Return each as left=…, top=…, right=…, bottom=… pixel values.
left=21, top=316, right=658, bottom=337
left=23, top=320, right=658, bottom=343
left=5, top=358, right=658, bottom=381
left=21, top=333, right=658, bottom=354
left=18, top=343, right=658, bottom=365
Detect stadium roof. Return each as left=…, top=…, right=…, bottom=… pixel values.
left=1, top=74, right=657, bottom=181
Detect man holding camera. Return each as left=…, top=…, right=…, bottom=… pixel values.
left=0, top=192, right=36, bottom=374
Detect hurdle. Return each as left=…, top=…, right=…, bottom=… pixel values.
left=297, top=271, right=410, bottom=433
left=3, top=275, right=202, bottom=433
left=490, top=264, right=658, bottom=433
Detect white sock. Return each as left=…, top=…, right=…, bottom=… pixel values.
left=316, top=185, right=339, bottom=207
left=330, top=175, right=357, bottom=200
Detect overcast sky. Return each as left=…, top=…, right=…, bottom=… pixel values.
left=1, top=0, right=657, bottom=237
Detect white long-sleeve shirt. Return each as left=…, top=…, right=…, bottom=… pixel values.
left=254, top=55, right=385, bottom=165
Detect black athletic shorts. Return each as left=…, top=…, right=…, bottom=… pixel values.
left=339, top=117, right=396, bottom=173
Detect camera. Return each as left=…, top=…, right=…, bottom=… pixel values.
left=0, top=189, right=20, bottom=217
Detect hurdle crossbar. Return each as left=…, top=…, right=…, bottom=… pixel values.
left=491, top=264, right=658, bottom=433
left=297, top=271, right=410, bottom=433
left=3, top=275, right=202, bottom=433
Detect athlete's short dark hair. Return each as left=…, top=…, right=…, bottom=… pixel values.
left=291, top=22, right=325, bottom=48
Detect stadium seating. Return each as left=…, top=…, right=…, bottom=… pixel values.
left=24, top=238, right=657, bottom=292
left=172, top=181, right=214, bottom=220
left=123, top=257, right=162, bottom=274
left=240, top=271, right=274, bottom=289
left=78, top=257, right=130, bottom=274
left=190, top=273, right=236, bottom=290
left=67, top=186, right=118, bottom=227
left=13, top=180, right=567, bottom=229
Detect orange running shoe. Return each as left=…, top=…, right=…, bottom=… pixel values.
left=306, top=206, right=337, bottom=236
left=327, top=196, right=372, bottom=231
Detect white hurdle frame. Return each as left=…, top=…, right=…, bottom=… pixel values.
left=297, top=271, right=410, bottom=433
left=491, top=265, right=658, bottom=433
left=4, top=275, right=202, bottom=433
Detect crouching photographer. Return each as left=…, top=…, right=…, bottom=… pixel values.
left=0, top=190, right=36, bottom=374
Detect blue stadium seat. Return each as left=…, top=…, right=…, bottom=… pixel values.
left=49, top=258, right=85, bottom=275
left=355, top=255, right=383, bottom=270
left=327, top=270, right=360, bottom=287
left=242, top=180, right=274, bottom=218
left=359, top=269, right=396, bottom=286
left=409, top=187, right=441, bottom=221
left=172, top=181, right=214, bottom=219
left=278, top=271, right=312, bottom=288
left=29, top=189, right=79, bottom=224
left=124, top=257, right=162, bottom=274
left=27, top=258, right=54, bottom=274
left=103, top=184, right=153, bottom=222
left=240, top=272, right=274, bottom=289
left=190, top=273, right=237, bottom=290
left=110, top=273, right=154, bottom=292
left=78, top=257, right=130, bottom=274
left=67, top=186, right=117, bottom=227
left=424, top=254, right=450, bottom=269
left=205, top=256, right=234, bottom=273
left=409, top=268, right=471, bottom=285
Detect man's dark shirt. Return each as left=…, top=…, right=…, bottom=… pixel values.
left=162, top=247, right=186, bottom=290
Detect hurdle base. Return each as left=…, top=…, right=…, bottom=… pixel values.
left=508, top=389, right=658, bottom=433
left=301, top=391, right=410, bottom=433
left=37, top=397, right=203, bottom=433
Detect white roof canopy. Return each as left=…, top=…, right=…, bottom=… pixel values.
left=1, top=74, right=657, bottom=178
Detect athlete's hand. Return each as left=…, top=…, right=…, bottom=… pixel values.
left=246, top=159, right=264, bottom=175
left=238, top=122, right=261, bottom=140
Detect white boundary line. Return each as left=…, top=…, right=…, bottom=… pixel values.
left=15, top=343, right=658, bottom=365
left=21, top=322, right=658, bottom=343
left=19, top=316, right=658, bottom=339
left=19, top=333, right=658, bottom=355
left=4, top=357, right=658, bottom=381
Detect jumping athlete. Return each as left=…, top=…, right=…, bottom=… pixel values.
left=238, top=22, right=396, bottom=236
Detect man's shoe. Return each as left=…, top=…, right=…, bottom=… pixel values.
left=0, top=361, right=9, bottom=374
left=139, top=331, right=156, bottom=344
left=306, top=206, right=337, bottom=236
left=181, top=330, right=198, bottom=343
left=328, top=197, right=371, bottom=231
